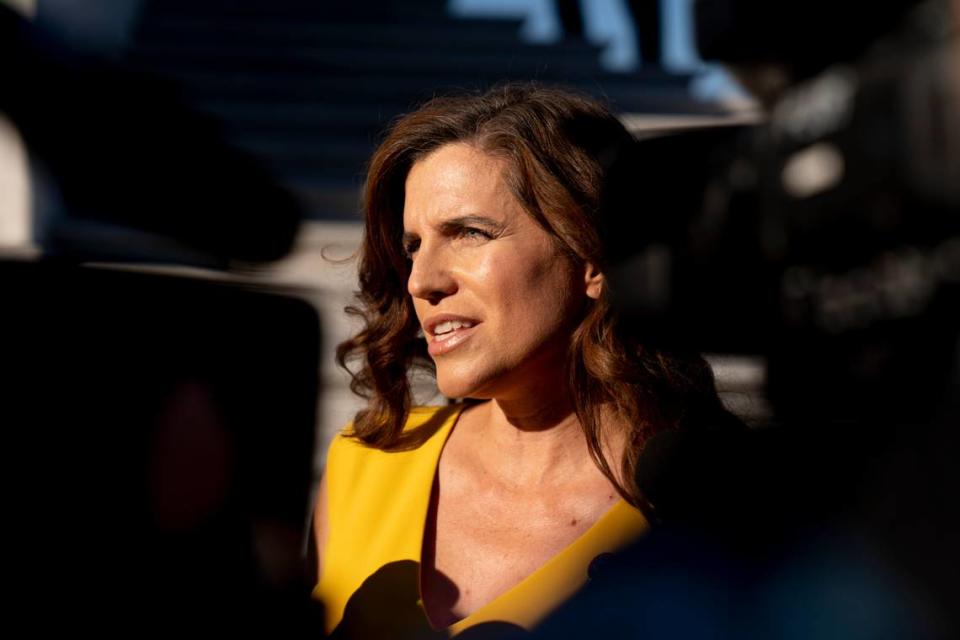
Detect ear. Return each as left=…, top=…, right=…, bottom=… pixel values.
left=584, top=262, right=604, bottom=300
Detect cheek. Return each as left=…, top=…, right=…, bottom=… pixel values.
left=491, top=255, right=580, bottom=327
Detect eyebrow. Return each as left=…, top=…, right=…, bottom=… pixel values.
left=438, top=214, right=503, bottom=234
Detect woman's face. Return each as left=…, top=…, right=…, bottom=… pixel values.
left=402, top=142, right=602, bottom=401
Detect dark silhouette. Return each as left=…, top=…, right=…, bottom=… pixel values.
left=0, top=3, right=301, bottom=265
left=331, top=561, right=528, bottom=640
left=531, top=1, right=960, bottom=636
left=2, top=6, right=321, bottom=631
left=4, top=262, right=323, bottom=632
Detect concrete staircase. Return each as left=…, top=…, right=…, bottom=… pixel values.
left=124, top=0, right=706, bottom=221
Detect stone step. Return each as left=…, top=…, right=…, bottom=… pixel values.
left=247, top=147, right=373, bottom=184
left=135, top=16, right=531, bottom=49
left=283, top=181, right=363, bottom=221
left=148, top=69, right=696, bottom=113
left=127, top=43, right=610, bottom=79
left=198, top=101, right=408, bottom=132
left=143, top=0, right=451, bottom=22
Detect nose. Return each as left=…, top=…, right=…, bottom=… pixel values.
left=407, top=242, right=457, bottom=304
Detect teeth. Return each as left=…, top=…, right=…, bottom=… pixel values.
left=433, top=320, right=474, bottom=336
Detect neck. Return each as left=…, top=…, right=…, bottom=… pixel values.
left=460, top=398, right=597, bottom=488
left=455, top=354, right=627, bottom=488
left=493, top=392, right=579, bottom=432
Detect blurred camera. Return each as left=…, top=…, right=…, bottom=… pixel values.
left=610, top=0, right=959, bottom=422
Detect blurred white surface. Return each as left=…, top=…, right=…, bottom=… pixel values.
left=0, top=115, right=32, bottom=251
left=2, top=0, right=35, bottom=17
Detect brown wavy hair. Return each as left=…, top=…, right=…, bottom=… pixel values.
left=336, top=83, right=734, bottom=506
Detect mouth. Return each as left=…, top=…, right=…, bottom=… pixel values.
left=424, top=316, right=480, bottom=356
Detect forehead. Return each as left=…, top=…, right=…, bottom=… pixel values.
left=402, top=143, right=521, bottom=229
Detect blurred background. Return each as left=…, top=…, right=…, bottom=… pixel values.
left=0, top=0, right=763, bottom=470
left=2, top=0, right=958, bottom=634
left=0, top=1, right=765, bottom=627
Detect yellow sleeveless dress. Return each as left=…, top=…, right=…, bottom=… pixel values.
left=314, top=404, right=648, bottom=637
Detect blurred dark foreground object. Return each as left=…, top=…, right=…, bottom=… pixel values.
left=530, top=2, right=960, bottom=638
left=0, top=4, right=301, bottom=266
left=1, top=5, right=322, bottom=632
left=533, top=388, right=960, bottom=638
left=607, top=5, right=960, bottom=420
left=694, top=0, right=929, bottom=101
left=3, top=261, right=323, bottom=632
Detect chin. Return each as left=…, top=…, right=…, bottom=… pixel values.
left=436, top=379, right=478, bottom=401
left=435, top=368, right=494, bottom=401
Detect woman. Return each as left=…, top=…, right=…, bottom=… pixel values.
left=313, top=84, right=734, bottom=637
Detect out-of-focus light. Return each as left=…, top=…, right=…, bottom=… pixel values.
left=781, top=142, right=845, bottom=199
left=2, top=0, right=35, bottom=18
left=0, top=114, right=34, bottom=253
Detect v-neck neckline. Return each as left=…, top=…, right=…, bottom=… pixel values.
left=413, top=403, right=641, bottom=634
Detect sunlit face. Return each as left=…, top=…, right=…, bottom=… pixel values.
left=402, top=142, right=602, bottom=401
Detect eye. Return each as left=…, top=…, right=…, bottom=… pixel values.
left=402, top=238, right=420, bottom=259
left=460, top=227, right=493, bottom=241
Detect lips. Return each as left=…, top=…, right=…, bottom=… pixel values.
left=423, top=314, right=480, bottom=356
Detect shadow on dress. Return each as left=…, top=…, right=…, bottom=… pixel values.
left=330, top=560, right=528, bottom=639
